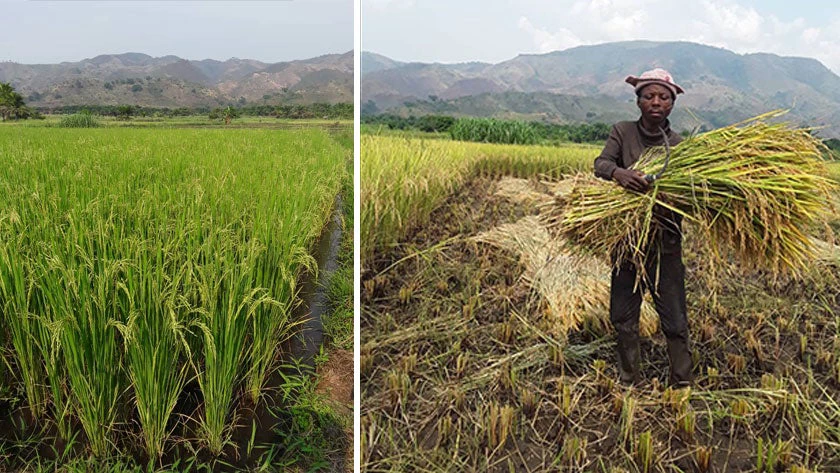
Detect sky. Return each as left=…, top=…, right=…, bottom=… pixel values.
left=1, top=0, right=353, bottom=64
left=362, top=0, right=840, bottom=75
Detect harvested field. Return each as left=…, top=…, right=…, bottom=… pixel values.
left=361, top=170, right=840, bottom=472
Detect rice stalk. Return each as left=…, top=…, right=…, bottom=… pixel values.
left=474, top=215, right=658, bottom=336
left=195, top=238, right=273, bottom=455
left=115, top=243, right=190, bottom=461
left=0, top=242, right=47, bottom=419
left=545, top=111, right=837, bottom=280
left=47, top=247, right=126, bottom=457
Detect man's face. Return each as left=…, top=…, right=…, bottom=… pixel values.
left=636, top=83, right=674, bottom=124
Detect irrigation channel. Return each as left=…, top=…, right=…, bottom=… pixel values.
left=0, top=192, right=348, bottom=470
left=202, top=192, right=348, bottom=470
left=291, top=193, right=345, bottom=368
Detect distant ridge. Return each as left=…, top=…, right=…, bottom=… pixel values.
left=362, top=41, right=840, bottom=138
left=0, top=51, right=353, bottom=108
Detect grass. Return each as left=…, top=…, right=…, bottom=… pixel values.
left=361, top=134, right=840, bottom=471
left=0, top=126, right=346, bottom=468
left=57, top=112, right=101, bottom=127
left=270, top=362, right=350, bottom=471
left=324, top=169, right=354, bottom=351
left=449, top=117, right=539, bottom=145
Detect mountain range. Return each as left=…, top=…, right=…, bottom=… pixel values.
left=362, top=41, right=840, bottom=138
left=1, top=51, right=353, bottom=108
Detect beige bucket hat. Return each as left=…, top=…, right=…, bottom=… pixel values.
left=625, top=68, right=684, bottom=97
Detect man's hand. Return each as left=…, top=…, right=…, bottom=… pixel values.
left=612, top=168, right=650, bottom=192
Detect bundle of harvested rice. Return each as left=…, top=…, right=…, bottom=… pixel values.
left=544, top=111, right=837, bottom=278
left=474, top=215, right=658, bottom=337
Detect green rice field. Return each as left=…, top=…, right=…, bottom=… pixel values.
left=0, top=115, right=351, bottom=129
left=0, top=127, right=348, bottom=469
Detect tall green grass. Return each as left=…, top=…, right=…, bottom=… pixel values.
left=0, top=128, right=345, bottom=459
left=57, top=111, right=101, bottom=128
left=324, top=170, right=354, bottom=351
left=449, top=117, right=539, bottom=145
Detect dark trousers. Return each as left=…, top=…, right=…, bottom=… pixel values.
left=610, top=226, right=692, bottom=385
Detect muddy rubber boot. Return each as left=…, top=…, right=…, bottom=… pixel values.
left=616, top=331, right=641, bottom=385
left=667, top=337, right=692, bottom=387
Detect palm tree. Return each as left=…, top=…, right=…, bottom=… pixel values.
left=0, top=82, right=27, bottom=121
left=220, top=106, right=238, bottom=125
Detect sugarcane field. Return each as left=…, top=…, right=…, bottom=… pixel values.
left=0, top=122, right=354, bottom=471
left=360, top=115, right=840, bottom=472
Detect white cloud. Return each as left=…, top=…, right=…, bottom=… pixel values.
left=515, top=0, right=840, bottom=74
left=518, top=16, right=582, bottom=52
left=802, top=27, right=821, bottom=44
left=601, top=10, right=647, bottom=40
left=807, top=19, right=840, bottom=75
left=700, top=0, right=763, bottom=44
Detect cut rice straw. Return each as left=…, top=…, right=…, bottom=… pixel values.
left=474, top=215, right=658, bottom=336
left=544, top=110, right=837, bottom=280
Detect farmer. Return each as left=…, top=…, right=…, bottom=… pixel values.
left=593, top=68, right=692, bottom=387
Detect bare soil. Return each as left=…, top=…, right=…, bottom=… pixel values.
left=317, top=348, right=354, bottom=473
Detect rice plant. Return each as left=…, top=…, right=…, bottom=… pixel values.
left=0, top=243, right=48, bottom=419
left=619, top=394, right=636, bottom=450
left=116, top=243, right=191, bottom=460
left=0, top=127, right=345, bottom=463
left=195, top=238, right=271, bottom=455
left=361, top=134, right=595, bottom=264
left=756, top=437, right=793, bottom=473
left=636, top=430, right=653, bottom=473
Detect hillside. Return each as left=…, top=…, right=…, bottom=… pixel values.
left=0, top=51, right=353, bottom=108
left=362, top=41, right=840, bottom=137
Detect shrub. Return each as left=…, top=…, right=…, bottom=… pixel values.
left=417, top=115, right=456, bottom=133
left=58, top=111, right=101, bottom=128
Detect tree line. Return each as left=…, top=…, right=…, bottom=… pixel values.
left=1, top=81, right=352, bottom=121
left=362, top=113, right=613, bottom=144
left=37, top=103, right=353, bottom=120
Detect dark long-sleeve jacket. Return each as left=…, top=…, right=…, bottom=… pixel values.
left=594, top=119, right=682, bottom=180
left=595, top=118, right=684, bottom=238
